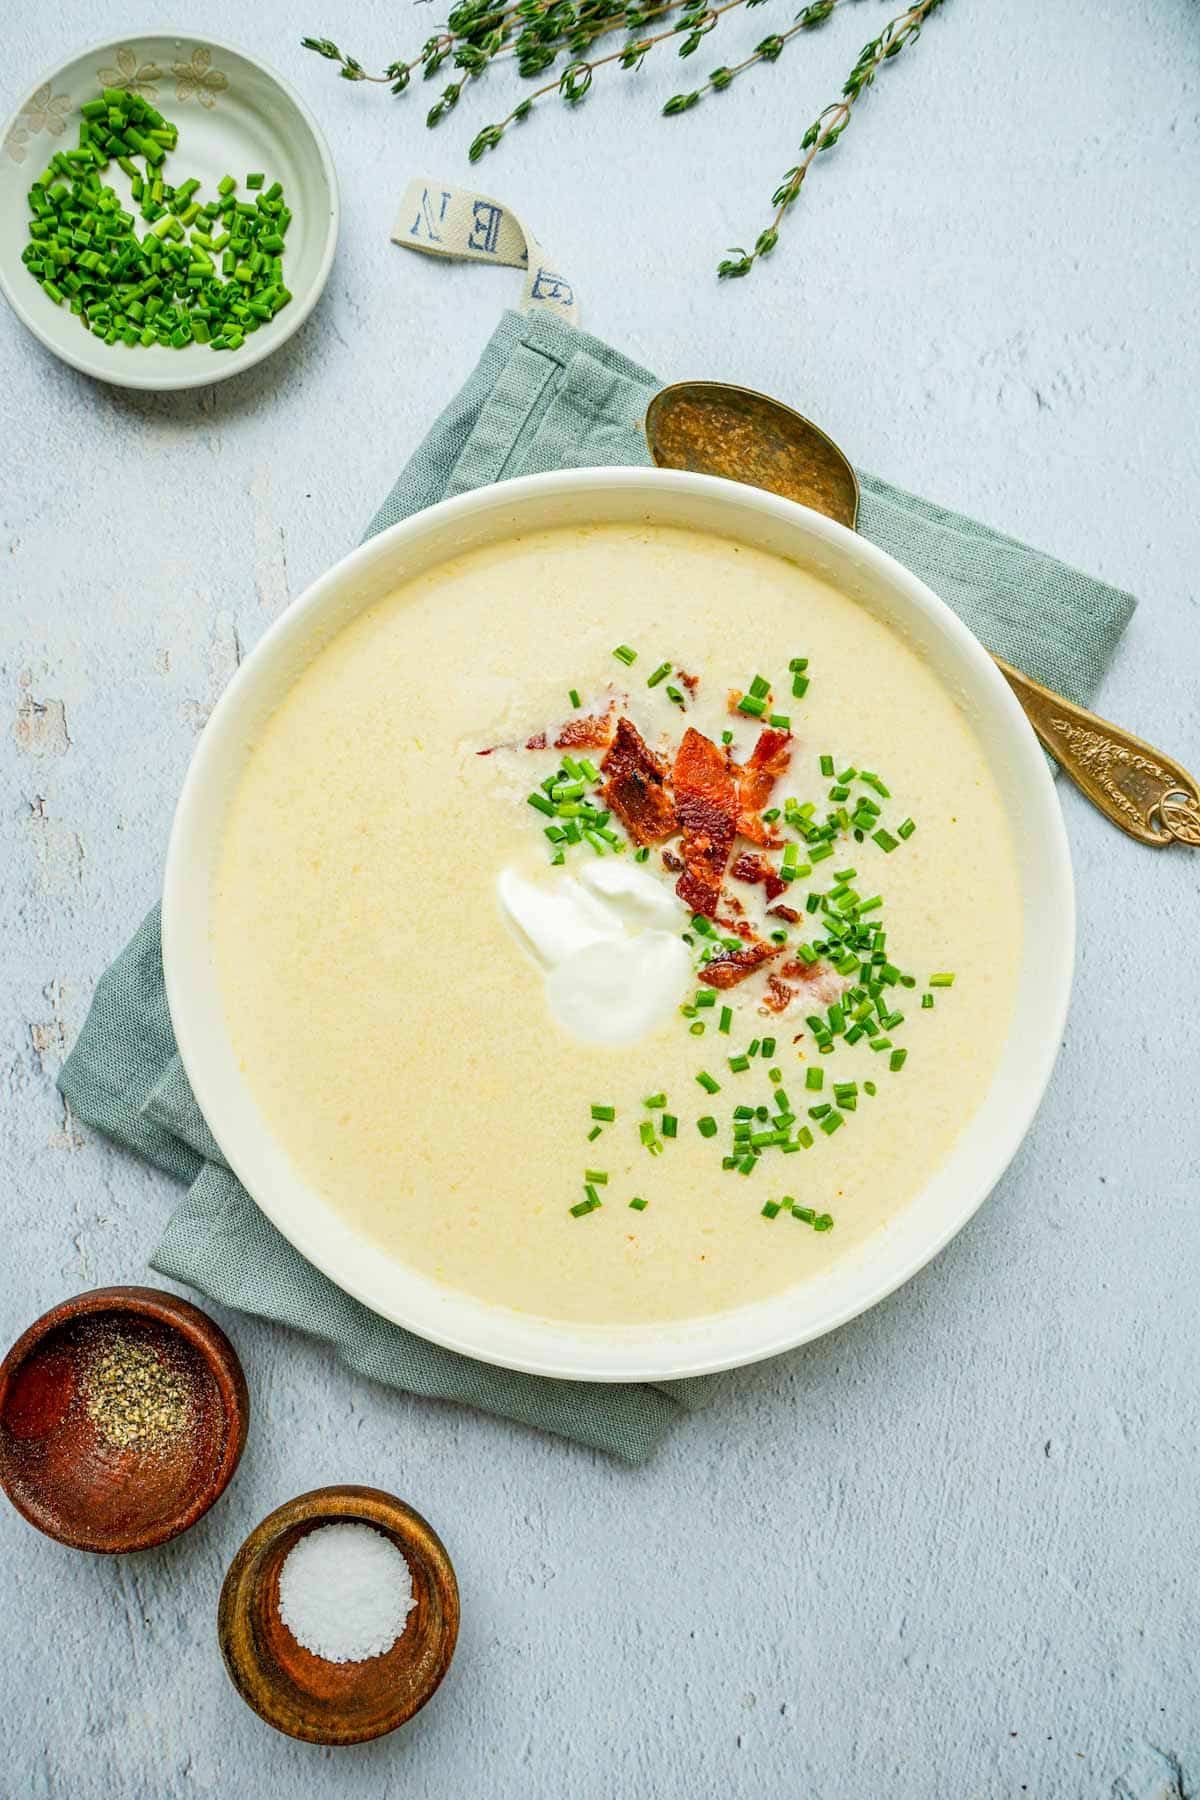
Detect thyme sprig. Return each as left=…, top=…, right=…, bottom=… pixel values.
left=302, top=0, right=946, bottom=277
left=716, top=0, right=945, bottom=278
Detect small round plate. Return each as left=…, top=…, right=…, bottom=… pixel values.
left=0, top=32, right=338, bottom=389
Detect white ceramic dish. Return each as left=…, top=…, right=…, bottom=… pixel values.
left=163, top=469, right=1075, bottom=1382
left=0, top=32, right=337, bottom=390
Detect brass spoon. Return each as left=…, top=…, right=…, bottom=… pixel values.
left=645, top=381, right=1200, bottom=848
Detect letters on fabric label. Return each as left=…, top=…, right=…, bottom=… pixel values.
left=393, top=178, right=579, bottom=326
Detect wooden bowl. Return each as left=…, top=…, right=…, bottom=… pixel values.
left=218, top=1486, right=459, bottom=1744
left=0, top=1285, right=248, bottom=1553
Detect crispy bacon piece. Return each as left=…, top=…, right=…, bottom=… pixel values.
left=768, top=903, right=801, bottom=924
left=698, top=940, right=781, bottom=989
left=735, top=728, right=792, bottom=844
left=729, top=850, right=786, bottom=902
left=763, top=974, right=794, bottom=1013
left=661, top=848, right=684, bottom=874
left=678, top=670, right=699, bottom=695
left=555, top=712, right=615, bottom=751
left=526, top=731, right=548, bottom=750
left=600, top=717, right=676, bottom=845
left=672, top=727, right=738, bottom=917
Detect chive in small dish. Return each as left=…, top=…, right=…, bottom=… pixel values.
left=0, top=33, right=338, bottom=389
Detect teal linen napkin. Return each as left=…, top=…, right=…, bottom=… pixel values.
left=59, top=307, right=1136, bottom=1464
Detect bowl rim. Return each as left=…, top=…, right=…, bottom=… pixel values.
left=0, top=1283, right=249, bottom=1551
left=162, top=466, right=1076, bottom=1382
left=0, top=28, right=339, bottom=392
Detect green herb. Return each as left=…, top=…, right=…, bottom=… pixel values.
left=584, top=1168, right=609, bottom=1184
left=819, top=754, right=835, bottom=778
left=647, top=660, right=672, bottom=687
left=921, top=992, right=934, bottom=1009
left=768, top=713, right=791, bottom=730
left=21, top=93, right=290, bottom=354
left=897, top=817, right=916, bottom=839
left=629, top=1196, right=648, bottom=1211
left=889, top=1048, right=908, bottom=1071
left=697, top=1115, right=719, bottom=1138
left=570, top=1194, right=602, bottom=1216
left=612, top=643, right=637, bottom=666
left=665, top=684, right=686, bottom=707
left=718, top=1005, right=732, bottom=1034
left=929, top=972, right=956, bottom=987
left=689, top=1020, right=706, bottom=1035
left=644, top=1092, right=666, bottom=1108
left=590, top=1103, right=616, bottom=1121
left=587, top=1124, right=602, bottom=1141
left=661, top=1112, right=678, bottom=1137
left=737, top=693, right=767, bottom=718
left=805, top=1067, right=823, bottom=1090
left=569, top=687, right=581, bottom=707
left=696, top=1070, right=721, bottom=1094
left=872, top=828, right=899, bottom=854
left=761, top=1200, right=782, bottom=1219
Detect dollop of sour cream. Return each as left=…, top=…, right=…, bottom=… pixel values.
left=497, top=860, right=691, bottom=1046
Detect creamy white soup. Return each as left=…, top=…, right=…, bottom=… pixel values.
left=214, top=523, right=1021, bottom=1326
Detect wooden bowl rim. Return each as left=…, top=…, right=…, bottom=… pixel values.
left=218, top=1483, right=460, bottom=1745
left=0, top=1283, right=249, bottom=1553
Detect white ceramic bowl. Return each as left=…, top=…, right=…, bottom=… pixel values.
left=0, top=32, right=337, bottom=389
left=163, top=469, right=1074, bottom=1382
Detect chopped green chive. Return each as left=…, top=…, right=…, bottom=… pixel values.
left=872, top=828, right=899, bottom=854
left=761, top=1037, right=776, bottom=1056
left=584, top=1169, right=608, bottom=1184
left=737, top=694, right=767, bottom=718
left=647, top=661, right=672, bottom=687
left=819, top=755, right=835, bottom=778
left=568, top=687, right=581, bottom=708
left=768, top=713, right=791, bottom=730
left=697, top=1116, right=719, bottom=1138
left=629, top=1196, right=648, bottom=1211
left=728, top=1054, right=750, bottom=1073
left=718, top=1006, right=732, bottom=1035
left=792, top=675, right=810, bottom=699
left=889, top=1049, right=908, bottom=1072
left=696, top=1071, right=721, bottom=1094
left=570, top=1193, right=602, bottom=1217
left=644, top=1092, right=666, bottom=1109
left=527, top=791, right=555, bottom=816
left=897, top=818, right=916, bottom=839
left=639, top=1120, right=663, bottom=1153
left=590, top=1103, right=615, bottom=1121
left=921, top=992, right=935, bottom=1010
left=748, top=673, right=771, bottom=699
left=689, top=1021, right=706, bottom=1036
left=805, top=1068, right=824, bottom=1091
left=761, top=1201, right=782, bottom=1219
left=661, top=1113, right=678, bottom=1138
left=587, top=1125, right=601, bottom=1141
left=788, top=657, right=809, bottom=673
left=929, top=972, right=956, bottom=987
left=613, top=644, right=637, bottom=666
left=819, top=1111, right=844, bottom=1135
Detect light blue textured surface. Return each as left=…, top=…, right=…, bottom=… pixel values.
left=1, top=1, right=1197, bottom=1794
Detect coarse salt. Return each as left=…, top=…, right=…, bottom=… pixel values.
left=278, top=1521, right=416, bottom=1663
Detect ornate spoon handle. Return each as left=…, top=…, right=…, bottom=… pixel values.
left=993, top=657, right=1200, bottom=847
